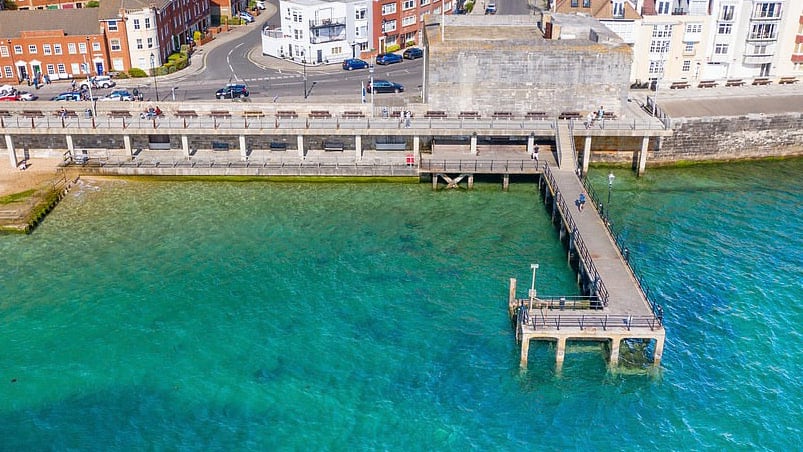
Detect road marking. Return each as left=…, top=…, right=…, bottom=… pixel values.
left=227, top=43, right=244, bottom=81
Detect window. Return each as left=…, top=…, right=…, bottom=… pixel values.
left=582, top=0, right=591, bottom=7
left=570, top=0, right=578, bottom=6
left=420, top=0, right=430, bottom=5
left=4, top=66, right=12, bottom=78
left=331, top=46, right=342, bottom=54
left=292, top=10, right=301, bottom=22
left=355, top=8, right=366, bottom=19
left=403, top=0, right=415, bottom=9
left=68, top=43, right=76, bottom=54
left=133, top=19, right=140, bottom=30
left=652, top=24, right=672, bottom=38
left=648, top=59, right=665, bottom=75
left=684, top=42, right=694, bottom=53
left=715, top=43, right=729, bottom=54
left=147, top=37, right=153, bottom=48
left=750, top=23, right=777, bottom=40
left=108, top=20, right=118, bottom=31
left=13, top=45, right=22, bottom=54
left=754, top=2, right=782, bottom=19
left=612, top=2, right=624, bottom=17
left=54, top=44, right=62, bottom=55
left=136, top=39, right=143, bottom=50
left=57, top=63, right=66, bottom=74
left=657, top=1, right=670, bottom=14
left=718, top=23, right=732, bottom=34
left=751, top=44, right=768, bottom=55
left=294, top=29, right=303, bottom=39
left=383, top=19, right=397, bottom=33
left=28, top=44, right=37, bottom=54
left=43, top=44, right=52, bottom=55
left=145, top=18, right=151, bottom=29
left=92, top=42, right=101, bottom=52
left=70, top=63, right=79, bottom=75
left=0, top=46, right=7, bottom=57
left=112, top=58, right=124, bottom=71
left=382, top=3, right=397, bottom=15
left=78, top=42, right=87, bottom=54
left=682, top=60, right=691, bottom=71
left=46, top=64, right=55, bottom=75
left=402, top=15, right=416, bottom=27
left=110, top=39, right=121, bottom=51
left=685, top=24, right=702, bottom=34
left=720, top=5, right=734, bottom=21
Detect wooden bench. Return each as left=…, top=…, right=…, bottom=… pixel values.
left=0, top=110, right=11, bottom=117
left=670, top=81, right=690, bottom=89
left=341, top=111, right=365, bottom=118
left=211, top=141, right=230, bottom=151
left=424, top=110, right=447, bottom=118
left=725, top=79, right=745, bottom=87
left=54, top=110, right=78, bottom=118
left=209, top=110, right=232, bottom=118
left=458, top=111, right=480, bottom=119
left=525, top=111, right=548, bottom=120
left=752, top=78, right=772, bottom=86
left=174, top=110, right=198, bottom=118
left=269, top=141, right=288, bottom=150
left=275, top=110, right=298, bottom=118
left=558, top=111, right=582, bottom=120
left=21, top=110, right=45, bottom=118
left=322, top=139, right=344, bottom=151
left=698, top=80, right=717, bottom=88
left=242, top=111, right=265, bottom=118
left=108, top=110, right=132, bottom=118
left=601, top=112, right=617, bottom=120
left=779, top=77, right=798, bottom=85
left=309, top=110, right=332, bottom=119
left=492, top=111, right=514, bottom=119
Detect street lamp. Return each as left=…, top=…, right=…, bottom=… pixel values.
left=302, top=57, right=308, bottom=99
left=529, top=263, right=539, bottom=311
left=351, top=40, right=357, bottom=59
left=368, top=63, right=374, bottom=114
left=7, top=39, right=19, bottom=83
left=150, top=52, right=159, bottom=102
left=83, top=38, right=96, bottom=118
left=606, top=172, right=615, bottom=222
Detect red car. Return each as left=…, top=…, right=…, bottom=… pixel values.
left=0, top=93, right=19, bottom=101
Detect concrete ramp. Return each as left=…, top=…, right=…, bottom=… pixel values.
left=555, top=122, right=575, bottom=170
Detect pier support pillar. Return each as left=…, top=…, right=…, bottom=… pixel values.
left=413, top=135, right=420, bottom=153
left=239, top=135, right=248, bottom=161
left=470, top=134, right=477, bottom=155
left=5, top=134, right=17, bottom=167
left=609, top=338, right=620, bottom=366
left=181, top=135, right=189, bottom=158
left=65, top=135, right=75, bottom=154
left=555, top=337, right=567, bottom=369
left=355, top=135, right=362, bottom=161
left=297, top=135, right=305, bottom=159
left=638, top=136, right=649, bottom=176
left=520, top=337, right=530, bottom=369
left=432, top=174, right=439, bottom=190
left=527, top=135, right=535, bottom=154
left=468, top=174, right=474, bottom=189
left=502, top=174, right=509, bottom=191
left=653, top=337, right=665, bottom=366
left=582, top=136, right=592, bottom=176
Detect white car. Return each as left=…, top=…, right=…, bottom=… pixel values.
left=80, top=75, right=116, bottom=89
left=18, top=91, right=38, bottom=101
left=98, top=90, right=133, bottom=101
left=255, top=1, right=266, bottom=9
left=237, top=11, right=255, bottom=23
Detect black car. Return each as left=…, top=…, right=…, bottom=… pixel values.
left=215, top=84, right=249, bottom=99
left=367, top=80, right=404, bottom=94
left=403, top=48, right=423, bottom=60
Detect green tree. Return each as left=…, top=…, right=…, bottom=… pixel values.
left=3, top=1, right=19, bottom=10
left=85, top=0, right=99, bottom=7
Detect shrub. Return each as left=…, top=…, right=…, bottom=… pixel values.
left=406, top=40, right=416, bottom=47
left=385, top=43, right=401, bottom=53
left=129, top=68, right=148, bottom=78
left=115, top=72, right=130, bottom=79
left=193, top=31, right=202, bottom=43
left=85, top=0, right=99, bottom=7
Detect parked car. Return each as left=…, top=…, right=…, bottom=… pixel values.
left=51, top=92, right=83, bottom=101
left=485, top=3, right=497, bottom=14
left=342, top=58, right=369, bottom=71
left=237, top=11, right=255, bottom=23
left=255, top=1, right=266, bottom=10
left=403, top=48, right=423, bottom=60
left=17, top=91, right=38, bottom=101
left=99, top=90, right=133, bottom=101
left=375, top=53, right=403, bottom=65
left=215, top=84, right=249, bottom=99
left=0, top=93, right=19, bottom=101
left=80, top=75, right=115, bottom=89
left=367, top=80, right=404, bottom=93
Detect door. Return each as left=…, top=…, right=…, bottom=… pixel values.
left=317, top=49, right=323, bottom=63
left=95, top=61, right=104, bottom=75
left=760, top=63, right=771, bottom=77
left=17, top=65, right=27, bottom=82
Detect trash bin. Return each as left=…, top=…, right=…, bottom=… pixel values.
left=84, top=109, right=93, bottom=118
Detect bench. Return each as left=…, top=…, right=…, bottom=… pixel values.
left=558, top=111, right=582, bottom=120
left=458, top=111, right=480, bottom=119
left=242, top=111, right=265, bottom=118
left=309, top=110, right=332, bottom=119
left=725, top=79, right=745, bottom=87
left=493, top=111, right=514, bottom=119
left=670, top=81, right=691, bottom=89
left=424, top=110, right=447, bottom=118
left=0, top=110, right=11, bottom=117
left=698, top=80, right=717, bottom=88
left=779, top=77, right=798, bottom=85
left=341, top=111, right=365, bottom=118
left=601, top=112, right=617, bottom=120
left=54, top=110, right=78, bottom=118
left=752, top=78, right=772, bottom=86
left=275, top=110, right=298, bottom=118
left=21, top=110, right=44, bottom=118
left=108, top=110, right=132, bottom=118
left=209, top=110, right=232, bottom=118
left=525, top=111, right=548, bottom=120
left=174, top=110, right=198, bottom=118
left=269, top=141, right=288, bottom=150
left=322, top=139, right=344, bottom=151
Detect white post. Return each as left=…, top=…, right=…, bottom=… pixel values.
left=65, top=135, right=75, bottom=154
left=181, top=135, right=189, bottom=158
left=5, top=134, right=17, bottom=167
left=239, top=135, right=247, bottom=161
left=355, top=135, right=362, bottom=161
left=529, top=263, right=539, bottom=311
left=583, top=136, right=591, bottom=176
left=470, top=134, right=477, bottom=155
left=123, top=135, right=132, bottom=158
left=638, top=136, right=649, bottom=176
left=297, top=135, right=305, bottom=159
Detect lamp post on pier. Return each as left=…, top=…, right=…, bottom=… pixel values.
left=529, top=263, right=539, bottom=311
left=606, top=172, right=615, bottom=223
left=150, top=52, right=159, bottom=101
left=7, top=39, right=20, bottom=83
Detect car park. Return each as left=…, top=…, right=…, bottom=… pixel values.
left=99, top=90, right=133, bottom=101
left=215, top=84, right=249, bottom=99
left=403, top=48, right=423, bottom=60
left=375, top=53, right=403, bottom=65
left=80, top=75, right=115, bottom=89
left=367, top=80, right=404, bottom=93
left=342, top=58, right=369, bottom=70
left=51, top=92, right=83, bottom=101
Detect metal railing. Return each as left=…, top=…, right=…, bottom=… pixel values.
left=515, top=295, right=602, bottom=311
left=419, top=159, right=539, bottom=174
left=524, top=310, right=663, bottom=332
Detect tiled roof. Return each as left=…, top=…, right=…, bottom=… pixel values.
left=0, top=9, right=101, bottom=39
left=554, top=0, right=641, bottom=20
left=98, top=0, right=173, bottom=20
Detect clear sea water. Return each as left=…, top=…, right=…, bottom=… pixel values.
left=0, top=160, right=800, bottom=450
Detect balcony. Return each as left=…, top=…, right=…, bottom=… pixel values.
left=746, top=33, right=778, bottom=42
left=743, top=54, right=774, bottom=65
left=309, top=17, right=346, bottom=29
left=750, top=14, right=782, bottom=21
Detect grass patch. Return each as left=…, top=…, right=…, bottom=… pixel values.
left=0, top=189, right=37, bottom=204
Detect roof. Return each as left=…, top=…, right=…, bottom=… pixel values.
left=554, top=0, right=641, bottom=20
left=97, top=0, right=173, bottom=20
left=0, top=9, right=101, bottom=39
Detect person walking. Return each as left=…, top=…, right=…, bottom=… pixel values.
left=577, top=193, right=587, bottom=212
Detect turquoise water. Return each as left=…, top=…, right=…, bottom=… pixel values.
left=1, top=160, right=800, bottom=449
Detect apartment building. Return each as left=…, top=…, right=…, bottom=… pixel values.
left=12, top=0, right=91, bottom=9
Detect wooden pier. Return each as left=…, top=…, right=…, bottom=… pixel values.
left=509, top=163, right=665, bottom=370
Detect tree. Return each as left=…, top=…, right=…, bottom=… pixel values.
left=3, top=1, right=19, bottom=10
left=86, top=0, right=99, bottom=7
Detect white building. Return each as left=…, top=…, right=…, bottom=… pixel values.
left=262, top=0, right=371, bottom=65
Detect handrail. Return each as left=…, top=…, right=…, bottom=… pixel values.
left=419, top=159, right=539, bottom=173
left=526, top=312, right=662, bottom=332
